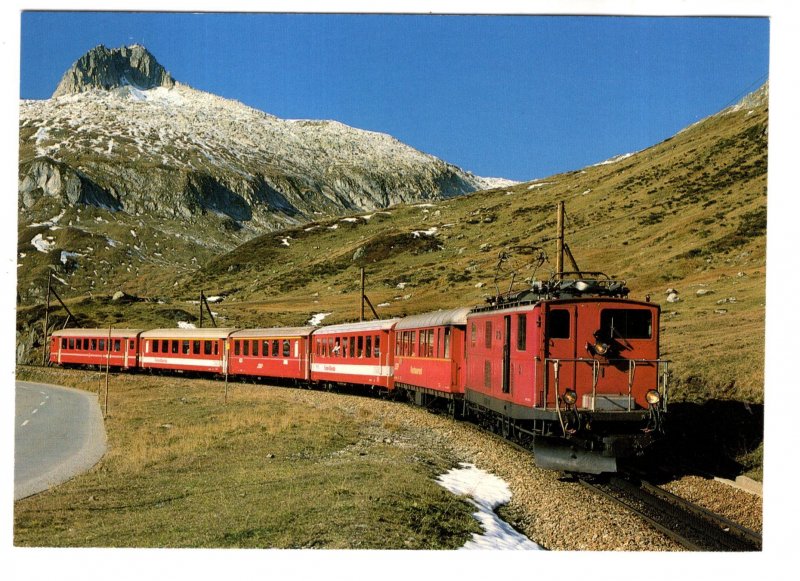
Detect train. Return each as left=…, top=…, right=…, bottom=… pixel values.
left=48, top=272, right=669, bottom=474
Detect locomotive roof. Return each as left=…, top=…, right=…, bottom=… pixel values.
left=470, top=296, right=659, bottom=315
left=312, top=318, right=400, bottom=335
left=52, top=328, right=145, bottom=338
left=230, top=327, right=316, bottom=338
left=139, top=328, right=237, bottom=339
left=395, top=307, right=472, bottom=330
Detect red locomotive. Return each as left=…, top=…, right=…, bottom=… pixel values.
left=463, top=274, right=667, bottom=473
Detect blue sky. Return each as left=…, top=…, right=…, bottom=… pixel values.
left=19, top=12, right=769, bottom=183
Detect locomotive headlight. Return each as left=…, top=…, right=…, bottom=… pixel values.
left=563, top=389, right=577, bottom=405
left=593, top=341, right=610, bottom=356
left=646, top=390, right=661, bottom=405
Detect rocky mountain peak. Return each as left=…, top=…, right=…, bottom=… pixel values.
left=52, top=44, right=176, bottom=98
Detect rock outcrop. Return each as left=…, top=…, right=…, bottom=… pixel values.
left=52, top=44, right=175, bottom=98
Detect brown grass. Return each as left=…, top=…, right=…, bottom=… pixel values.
left=14, top=366, right=479, bottom=548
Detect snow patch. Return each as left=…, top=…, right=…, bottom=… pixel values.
left=436, top=463, right=542, bottom=550
left=177, top=321, right=196, bottom=329
left=592, top=152, right=635, bottom=166
left=412, top=227, right=438, bottom=238
left=60, top=251, right=82, bottom=264
left=527, top=182, right=552, bottom=189
left=280, top=237, right=291, bottom=247
left=31, top=233, right=55, bottom=253
left=308, top=312, right=332, bottom=326
left=30, top=209, right=67, bottom=228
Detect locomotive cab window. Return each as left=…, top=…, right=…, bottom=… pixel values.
left=600, top=309, right=652, bottom=339
left=547, top=310, right=571, bottom=339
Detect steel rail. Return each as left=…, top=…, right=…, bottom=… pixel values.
left=578, top=477, right=705, bottom=551
left=579, top=475, right=761, bottom=551
left=637, top=479, right=762, bottom=551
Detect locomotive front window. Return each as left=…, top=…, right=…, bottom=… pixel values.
left=600, top=309, right=652, bottom=339
left=547, top=310, right=570, bottom=339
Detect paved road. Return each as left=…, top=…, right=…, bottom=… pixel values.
left=14, top=381, right=107, bottom=500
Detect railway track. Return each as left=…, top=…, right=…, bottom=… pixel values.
left=578, top=474, right=762, bottom=551
left=478, top=428, right=761, bottom=551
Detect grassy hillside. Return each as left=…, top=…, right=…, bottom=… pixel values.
left=17, top=87, right=768, bottom=405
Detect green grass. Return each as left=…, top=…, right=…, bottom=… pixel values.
left=14, top=366, right=480, bottom=548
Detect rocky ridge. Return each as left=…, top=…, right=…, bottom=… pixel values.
left=20, top=44, right=511, bottom=238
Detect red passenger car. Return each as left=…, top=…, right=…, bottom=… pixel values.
left=310, top=319, right=400, bottom=390
left=393, top=307, right=470, bottom=407
left=464, top=277, right=668, bottom=473
left=50, top=328, right=143, bottom=369
left=228, top=327, right=314, bottom=381
left=139, top=328, right=236, bottom=374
